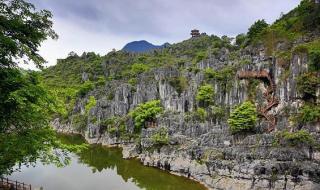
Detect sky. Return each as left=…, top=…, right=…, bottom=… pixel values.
left=21, top=0, right=301, bottom=70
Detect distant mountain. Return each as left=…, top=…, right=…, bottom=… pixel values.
left=122, top=40, right=169, bottom=53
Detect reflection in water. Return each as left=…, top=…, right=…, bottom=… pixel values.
left=9, top=134, right=207, bottom=190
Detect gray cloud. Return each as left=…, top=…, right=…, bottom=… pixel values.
left=22, top=0, right=301, bottom=69
left=30, top=0, right=301, bottom=38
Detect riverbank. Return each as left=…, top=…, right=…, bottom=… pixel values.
left=54, top=128, right=210, bottom=190
left=53, top=121, right=320, bottom=190
left=9, top=133, right=208, bottom=190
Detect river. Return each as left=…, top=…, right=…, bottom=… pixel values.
left=8, top=134, right=207, bottom=190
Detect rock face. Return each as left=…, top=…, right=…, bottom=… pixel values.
left=54, top=45, right=320, bottom=190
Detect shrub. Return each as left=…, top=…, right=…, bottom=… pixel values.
left=77, top=81, right=94, bottom=97
left=168, top=76, right=188, bottom=95
left=130, top=100, right=163, bottom=132
left=107, top=91, right=114, bottom=100
left=100, top=117, right=120, bottom=134
left=296, top=104, right=320, bottom=124
left=309, top=49, right=320, bottom=71
left=100, top=117, right=117, bottom=127
left=228, top=101, right=257, bottom=134
left=196, top=84, right=215, bottom=107
left=131, top=63, right=150, bottom=76
left=204, top=66, right=236, bottom=92
left=194, top=51, right=208, bottom=63
left=209, top=106, right=225, bottom=119
left=108, top=127, right=117, bottom=135
left=95, top=76, right=106, bottom=86
left=85, top=96, right=96, bottom=113
left=72, top=114, right=87, bottom=131
left=196, top=108, right=207, bottom=122
left=275, top=130, right=316, bottom=147
left=151, top=127, right=169, bottom=145
left=296, top=72, right=319, bottom=100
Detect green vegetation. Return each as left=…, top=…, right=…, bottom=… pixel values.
left=208, top=106, right=225, bottom=120
left=2, top=0, right=319, bottom=176
left=0, top=0, right=85, bottom=175
left=235, top=33, right=248, bottom=48
left=151, top=127, right=169, bottom=145
left=297, top=72, right=319, bottom=100
left=247, top=19, right=269, bottom=43
left=204, top=66, right=236, bottom=92
left=194, top=51, right=208, bottom=63
left=227, top=101, right=258, bottom=134
left=77, top=81, right=95, bottom=97
left=294, top=104, right=320, bottom=124
left=131, top=63, right=150, bottom=76
left=72, top=114, right=88, bottom=131
left=168, top=76, right=188, bottom=95
left=247, top=79, right=260, bottom=100
left=0, top=0, right=57, bottom=68
left=99, top=117, right=131, bottom=139
left=130, top=100, right=163, bottom=132
left=196, top=84, right=215, bottom=107
left=43, top=53, right=103, bottom=88
left=196, top=108, right=207, bottom=122
left=184, top=108, right=208, bottom=123
left=85, top=96, right=97, bottom=113
left=275, top=130, right=316, bottom=147
left=243, top=0, right=320, bottom=56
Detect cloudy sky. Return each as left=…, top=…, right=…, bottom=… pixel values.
left=22, top=0, right=301, bottom=69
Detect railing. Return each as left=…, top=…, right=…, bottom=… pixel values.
left=238, top=70, right=279, bottom=132
left=0, top=177, right=31, bottom=190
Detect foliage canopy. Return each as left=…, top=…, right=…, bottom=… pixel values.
left=130, top=100, right=163, bottom=132
left=0, top=0, right=58, bottom=68
left=227, top=101, right=258, bottom=134
left=196, top=84, right=215, bottom=107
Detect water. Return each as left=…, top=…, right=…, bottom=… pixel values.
left=9, top=134, right=207, bottom=190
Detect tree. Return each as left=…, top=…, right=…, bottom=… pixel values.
left=196, top=84, right=215, bottom=107
left=247, top=19, right=269, bottom=43
left=0, top=0, right=82, bottom=175
left=227, top=101, right=258, bottom=134
left=130, top=100, right=163, bottom=132
left=0, top=69, right=85, bottom=175
left=0, top=0, right=58, bottom=68
left=235, top=33, right=248, bottom=48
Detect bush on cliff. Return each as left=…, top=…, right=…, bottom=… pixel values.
left=77, top=81, right=94, bottom=97
left=297, top=72, right=319, bottom=101
left=196, top=84, right=215, bottom=107
left=275, top=130, right=316, bottom=147
left=151, top=127, right=169, bottom=145
left=130, top=100, right=163, bottom=132
left=85, top=96, right=97, bottom=113
left=228, top=101, right=258, bottom=134
left=295, top=104, right=320, bottom=124
left=168, top=76, right=188, bottom=95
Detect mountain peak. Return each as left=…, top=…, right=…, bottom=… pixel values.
left=122, top=40, right=167, bottom=53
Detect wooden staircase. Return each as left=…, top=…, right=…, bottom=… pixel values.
left=238, top=70, right=279, bottom=132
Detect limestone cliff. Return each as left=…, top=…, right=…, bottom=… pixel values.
left=48, top=1, right=320, bottom=189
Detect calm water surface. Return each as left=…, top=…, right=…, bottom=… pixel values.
left=9, top=134, right=207, bottom=190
